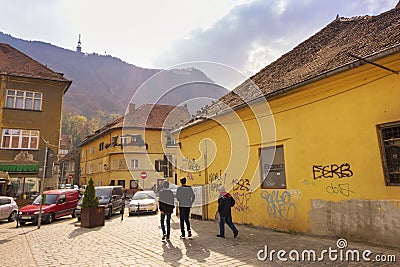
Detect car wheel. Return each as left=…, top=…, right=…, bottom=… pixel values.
left=106, top=208, right=112, bottom=219
left=47, top=213, right=55, bottom=224
left=8, top=211, right=17, bottom=222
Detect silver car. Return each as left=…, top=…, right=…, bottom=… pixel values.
left=129, top=191, right=158, bottom=215
left=0, top=196, right=18, bottom=222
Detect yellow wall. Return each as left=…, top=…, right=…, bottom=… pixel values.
left=80, top=127, right=178, bottom=190
left=175, top=53, right=400, bottom=247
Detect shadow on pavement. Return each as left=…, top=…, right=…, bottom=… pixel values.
left=68, top=224, right=103, bottom=239
left=162, top=240, right=183, bottom=266
left=182, top=238, right=210, bottom=263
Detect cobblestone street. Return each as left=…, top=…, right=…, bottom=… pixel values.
left=0, top=211, right=399, bottom=266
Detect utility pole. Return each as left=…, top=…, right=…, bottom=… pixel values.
left=38, top=140, right=49, bottom=229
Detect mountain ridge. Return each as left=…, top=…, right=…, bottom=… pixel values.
left=0, top=32, right=226, bottom=117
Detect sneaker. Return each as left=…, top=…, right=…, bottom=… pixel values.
left=180, top=235, right=186, bottom=239
left=188, top=230, right=192, bottom=238
left=166, top=235, right=170, bottom=241
left=162, top=235, right=166, bottom=241
left=216, top=234, right=225, bottom=238
left=234, top=230, right=239, bottom=238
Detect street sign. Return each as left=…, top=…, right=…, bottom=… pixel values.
left=140, top=171, right=147, bottom=179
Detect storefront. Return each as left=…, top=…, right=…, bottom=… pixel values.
left=0, top=163, right=40, bottom=197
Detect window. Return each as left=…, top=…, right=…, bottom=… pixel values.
left=130, top=180, right=138, bottom=189
left=99, top=142, right=104, bottom=151
left=110, top=180, right=115, bottom=186
left=166, top=136, right=179, bottom=147
left=90, top=146, right=94, bottom=154
left=81, top=150, right=85, bottom=159
left=118, top=159, right=126, bottom=169
left=1, top=129, right=39, bottom=149
left=117, top=180, right=125, bottom=188
left=155, top=159, right=163, bottom=172
left=378, top=122, right=400, bottom=185
left=163, top=155, right=173, bottom=177
left=111, top=160, right=116, bottom=170
left=89, top=165, right=94, bottom=174
left=111, top=136, right=118, bottom=146
left=121, top=134, right=144, bottom=146
left=98, top=163, right=102, bottom=172
left=260, top=145, right=287, bottom=189
left=130, top=159, right=139, bottom=169
left=6, top=89, right=42, bottom=110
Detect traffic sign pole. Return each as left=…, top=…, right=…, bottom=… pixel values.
left=140, top=171, right=147, bottom=190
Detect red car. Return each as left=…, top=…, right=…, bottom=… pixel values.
left=18, top=189, right=79, bottom=225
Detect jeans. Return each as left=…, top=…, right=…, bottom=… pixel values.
left=219, top=216, right=237, bottom=236
left=160, top=212, right=172, bottom=236
left=179, top=207, right=191, bottom=235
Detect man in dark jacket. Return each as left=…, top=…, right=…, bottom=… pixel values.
left=159, top=180, right=175, bottom=241
left=176, top=177, right=195, bottom=238
left=217, top=185, right=238, bottom=238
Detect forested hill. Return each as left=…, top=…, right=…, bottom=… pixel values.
left=0, top=32, right=227, bottom=118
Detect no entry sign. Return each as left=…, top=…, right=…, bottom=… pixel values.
left=140, top=171, right=147, bottom=179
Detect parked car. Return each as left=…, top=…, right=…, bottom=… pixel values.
left=0, top=196, right=18, bottom=222
left=75, top=185, right=124, bottom=220
left=129, top=190, right=158, bottom=215
left=18, top=189, right=79, bottom=225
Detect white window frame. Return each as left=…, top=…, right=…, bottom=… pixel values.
left=6, top=89, right=42, bottom=110
left=90, top=146, right=94, bottom=154
left=1, top=129, right=39, bottom=150
left=130, top=159, right=139, bottom=169
left=89, top=165, right=94, bottom=174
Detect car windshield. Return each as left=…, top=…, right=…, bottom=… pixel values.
left=33, top=194, right=58, bottom=205
left=133, top=192, right=155, bottom=200
left=95, top=188, right=111, bottom=198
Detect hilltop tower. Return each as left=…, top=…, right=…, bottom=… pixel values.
left=76, top=34, right=82, bottom=53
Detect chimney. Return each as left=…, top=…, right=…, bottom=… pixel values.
left=128, top=103, right=136, bottom=113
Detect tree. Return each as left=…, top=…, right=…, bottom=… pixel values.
left=82, top=178, right=99, bottom=208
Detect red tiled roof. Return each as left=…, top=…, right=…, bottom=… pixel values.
left=0, top=42, right=69, bottom=82
left=79, top=104, right=190, bottom=146
left=206, top=6, right=400, bottom=115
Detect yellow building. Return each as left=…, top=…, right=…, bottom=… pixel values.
left=172, top=6, right=400, bottom=247
left=79, top=104, right=190, bottom=192
left=0, top=43, right=71, bottom=195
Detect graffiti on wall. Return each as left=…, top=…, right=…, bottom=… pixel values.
left=232, top=178, right=251, bottom=212
left=179, top=158, right=202, bottom=180
left=326, top=182, right=355, bottom=197
left=313, top=163, right=353, bottom=179
left=208, top=171, right=227, bottom=193
left=261, top=190, right=297, bottom=221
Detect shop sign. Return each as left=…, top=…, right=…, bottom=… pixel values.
left=0, top=164, right=39, bottom=173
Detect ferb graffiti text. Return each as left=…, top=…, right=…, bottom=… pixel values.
left=313, top=163, right=353, bottom=179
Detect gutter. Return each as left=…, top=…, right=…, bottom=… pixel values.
left=173, top=44, right=400, bottom=133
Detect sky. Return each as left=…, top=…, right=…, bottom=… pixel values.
left=0, top=0, right=397, bottom=79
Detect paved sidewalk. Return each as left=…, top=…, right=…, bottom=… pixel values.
left=0, top=212, right=399, bottom=266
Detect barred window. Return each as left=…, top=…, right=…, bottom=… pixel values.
left=378, top=122, right=400, bottom=185
left=6, top=89, right=42, bottom=110
left=1, top=129, right=39, bottom=150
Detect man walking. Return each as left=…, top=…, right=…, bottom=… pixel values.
left=159, top=180, right=175, bottom=241
left=217, top=185, right=238, bottom=238
left=176, top=177, right=195, bottom=239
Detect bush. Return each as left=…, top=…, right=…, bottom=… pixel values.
left=82, top=178, right=99, bottom=208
